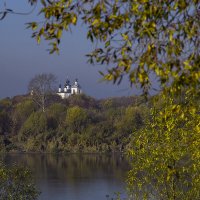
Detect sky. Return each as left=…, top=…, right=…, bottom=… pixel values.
left=0, top=0, right=138, bottom=99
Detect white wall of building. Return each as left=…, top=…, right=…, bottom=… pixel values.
left=57, top=79, right=82, bottom=99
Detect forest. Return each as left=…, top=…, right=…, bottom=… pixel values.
left=1, top=91, right=200, bottom=199
left=0, top=93, right=150, bottom=153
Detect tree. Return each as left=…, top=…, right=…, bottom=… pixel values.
left=119, top=106, right=145, bottom=133
left=19, top=111, right=47, bottom=141
left=0, top=111, right=11, bottom=135
left=28, top=73, right=57, bottom=112
left=127, top=94, right=200, bottom=199
left=0, top=164, right=40, bottom=200
left=23, top=0, right=200, bottom=96
left=0, top=98, right=12, bottom=134
left=68, top=94, right=99, bottom=109
left=66, top=106, right=88, bottom=133
left=0, top=98, right=12, bottom=112
left=46, top=103, right=67, bottom=130
left=1, top=1, right=199, bottom=95
left=12, top=99, right=36, bottom=134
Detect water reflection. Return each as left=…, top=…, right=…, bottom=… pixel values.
left=1, top=154, right=130, bottom=200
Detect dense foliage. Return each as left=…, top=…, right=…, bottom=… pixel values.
left=25, top=0, right=199, bottom=96
left=128, top=91, right=200, bottom=199
left=0, top=164, right=39, bottom=200
left=0, top=94, right=148, bottom=153
left=1, top=92, right=199, bottom=199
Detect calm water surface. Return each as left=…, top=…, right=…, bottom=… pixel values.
left=1, top=154, right=130, bottom=200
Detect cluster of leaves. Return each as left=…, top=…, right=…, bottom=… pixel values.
left=127, top=90, right=200, bottom=199
left=26, top=0, right=200, bottom=96
left=0, top=164, right=39, bottom=200
left=0, top=98, right=12, bottom=136
left=0, top=94, right=148, bottom=153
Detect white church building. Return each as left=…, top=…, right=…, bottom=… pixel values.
left=57, top=78, right=82, bottom=99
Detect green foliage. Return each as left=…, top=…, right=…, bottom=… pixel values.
left=66, top=106, right=88, bottom=133
left=19, top=111, right=47, bottom=141
left=0, top=111, right=11, bottom=135
left=26, top=0, right=200, bottom=96
left=0, top=98, right=12, bottom=111
left=0, top=94, right=145, bottom=153
left=0, top=98, right=12, bottom=134
left=117, top=106, right=145, bottom=134
left=15, top=100, right=36, bottom=117
left=68, top=94, right=99, bottom=109
left=12, top=99, right=36, bottom=134
left=47, top=103, right=67, bottom=130
left=0, top=165, right=40, bottom=200
left=127, top=92, right=200, bottom=199
left=0, top=136, right=6, bottom=153
left=47, top=103, right=66, bottom=116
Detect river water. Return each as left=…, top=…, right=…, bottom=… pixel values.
left=1, top=153, right=130, bottom=200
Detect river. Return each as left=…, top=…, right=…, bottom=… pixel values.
left=0, top=153, right=130, bottom=200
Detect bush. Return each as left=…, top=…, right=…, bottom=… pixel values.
left=0, top=165, right=40, bottom=200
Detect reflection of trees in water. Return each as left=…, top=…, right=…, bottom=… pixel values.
left=1, top=154, right=130, bottom=184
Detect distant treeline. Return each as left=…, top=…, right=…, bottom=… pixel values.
left=0, top=94, right=151, bottom=153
